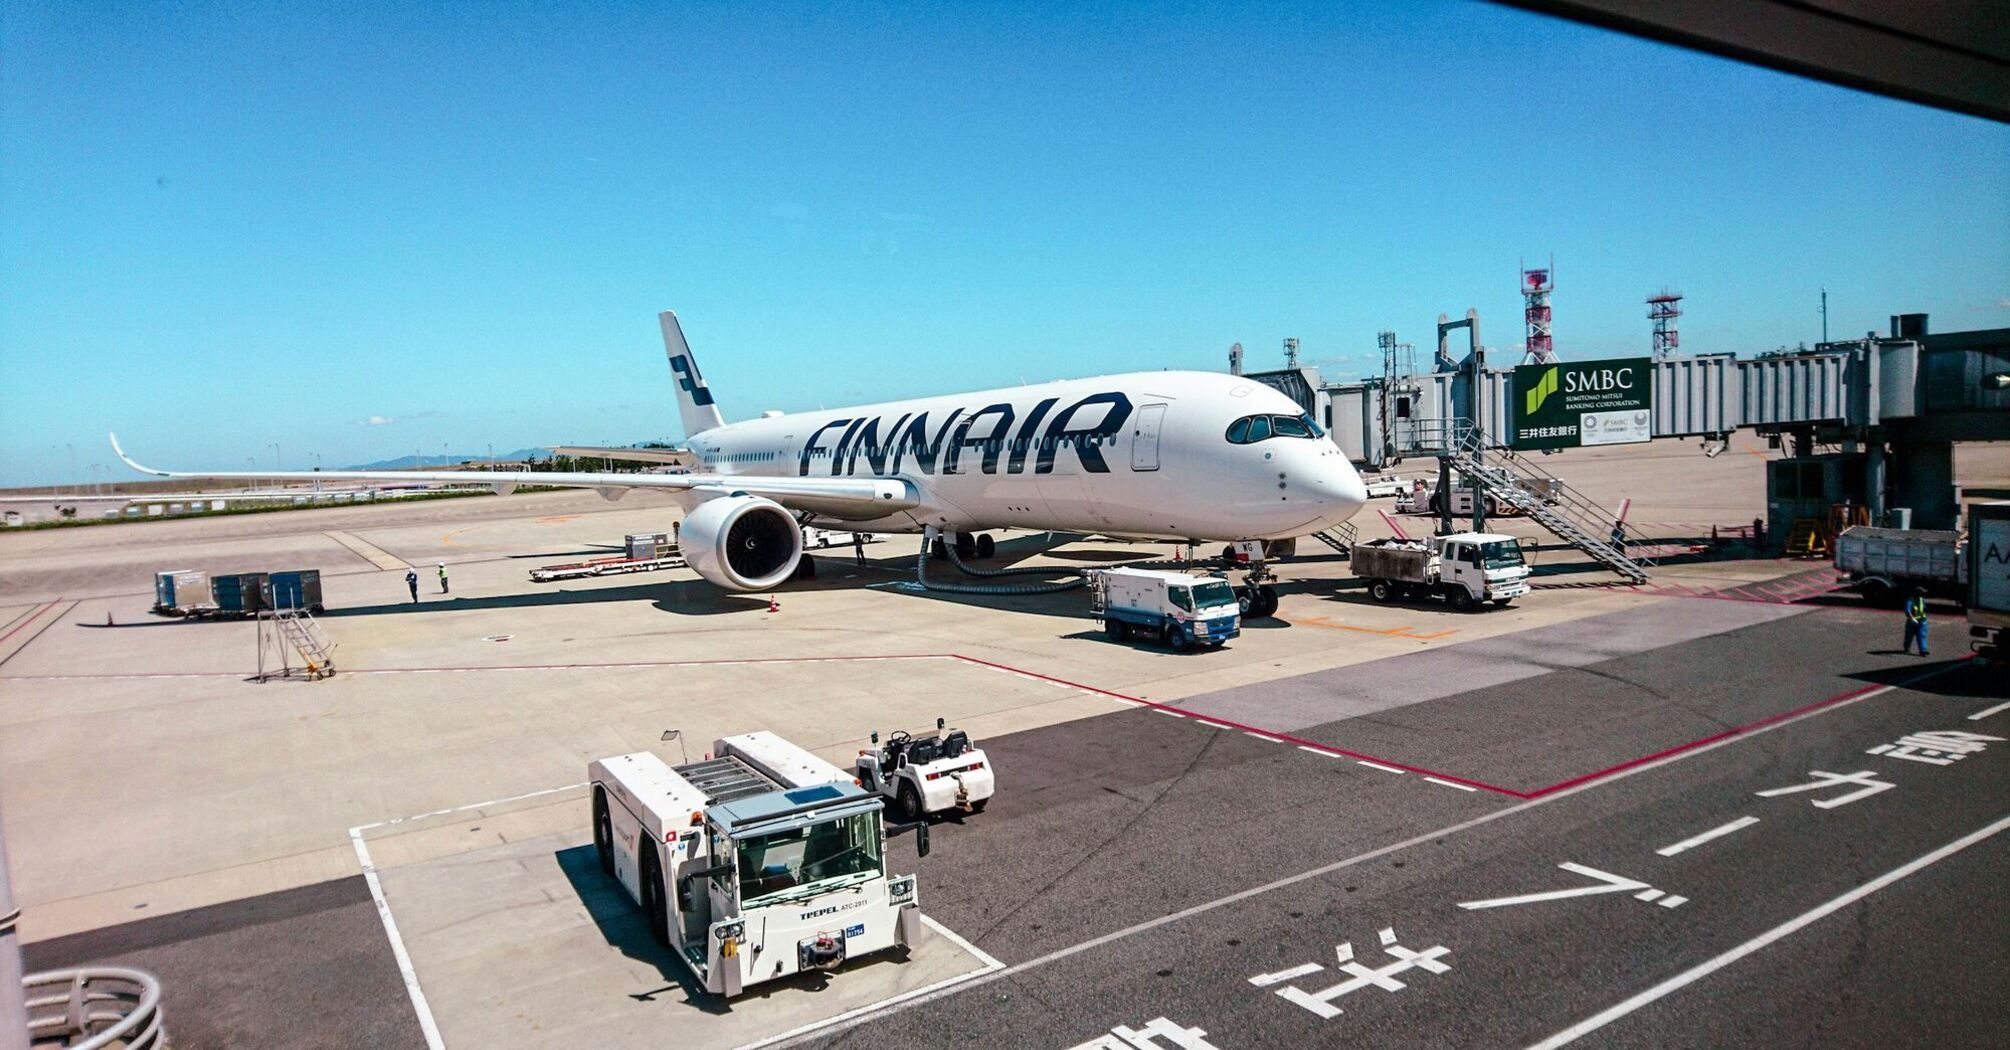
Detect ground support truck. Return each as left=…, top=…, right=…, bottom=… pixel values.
left=1088, top=567, right=1242, bottom=649
left=1834, top=526, right=1966, bottom=607
left=1968, top=502, right=2010, bottom=663
left=589, top=732, right=920, bottom=997
left=1351, top=533, right=1531, bottom=611
left=856, top=719, right=995, bottom=821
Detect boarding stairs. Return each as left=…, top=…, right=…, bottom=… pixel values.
left=1308, top=521, right=1357, bottom=556
left=1419, top=420, right=1651, bottom=584
left=256, top=607, right=336, bottom=681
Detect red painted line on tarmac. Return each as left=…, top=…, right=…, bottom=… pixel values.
left=949, top=654, right=1522, bottom=796
left=0, top=599, right=61, bottom=647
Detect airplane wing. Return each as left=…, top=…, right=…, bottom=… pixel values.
left=545, top=445, right=695, bottom=467
left=109, top=434, right=917, bottom=519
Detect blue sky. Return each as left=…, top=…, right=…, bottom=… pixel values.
left=3, top=0, right=2006, bottom=486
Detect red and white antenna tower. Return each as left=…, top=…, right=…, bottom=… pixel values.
left=1521, top=259, right=1555, bottom=364
left=1647, top=289, right=1683, bottom=360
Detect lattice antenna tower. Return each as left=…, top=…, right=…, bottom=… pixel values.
left=1648, top=289, right=1684, bottom=360
left=1521, top=259, right=1557, bottom=364
left=1283, top=337, right=1300, bottom=368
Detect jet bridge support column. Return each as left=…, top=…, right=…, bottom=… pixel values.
left=1889, top=438, right=1956, bottom=530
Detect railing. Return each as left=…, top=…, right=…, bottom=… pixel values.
left=1406, top=419, right=1651, bottom=582
left=25, top=966, right=166, bottom=1049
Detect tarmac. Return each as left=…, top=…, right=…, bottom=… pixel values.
left=3, top=434, right=2005, bottom=1049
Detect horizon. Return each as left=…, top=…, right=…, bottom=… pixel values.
left=4, top=1, right=2006, bottom=487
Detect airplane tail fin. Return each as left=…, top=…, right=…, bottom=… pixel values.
left=660, top=311, right=726, bottom=438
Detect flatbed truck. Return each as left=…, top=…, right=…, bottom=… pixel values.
left=589, top=731, right=921, bottom=997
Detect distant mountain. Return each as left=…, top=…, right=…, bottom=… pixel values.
left=346, top=449, right=547, bottom=469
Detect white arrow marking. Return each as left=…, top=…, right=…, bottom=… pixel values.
left=1457, top=862, right=1653, bottom=911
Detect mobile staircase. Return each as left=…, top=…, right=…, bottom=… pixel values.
left=1417, top=420, right=1651, bottom=584
left=1307, top=521, right=1357, bottom=556
left=255, top=606, right=337, bottom=681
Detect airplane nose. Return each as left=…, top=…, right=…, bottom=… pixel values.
left=1313, top=458, right=1368, bottom=514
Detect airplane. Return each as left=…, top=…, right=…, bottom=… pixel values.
left=113, top=311, right=1369, bottom=616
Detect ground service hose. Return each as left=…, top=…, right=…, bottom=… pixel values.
left=912, top=537, right=1087, bottom=595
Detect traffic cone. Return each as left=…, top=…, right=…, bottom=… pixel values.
left=106, top=611, right=114, bottom=626
left=767, top=594, right=779, bottom=613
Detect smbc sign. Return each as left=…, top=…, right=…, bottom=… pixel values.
left=1512, top=358, right=1653, bottom=451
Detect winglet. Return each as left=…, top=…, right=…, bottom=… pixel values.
left=109, top=432, right=173, bottom=477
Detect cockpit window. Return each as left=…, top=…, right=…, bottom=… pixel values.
left=1225, top=413, right=1325, bottom=444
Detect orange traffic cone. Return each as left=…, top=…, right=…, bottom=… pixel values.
left=767, top=594, right=779, bottom=613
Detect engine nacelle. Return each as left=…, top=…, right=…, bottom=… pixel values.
left=680, top=495, right=803, bottom=592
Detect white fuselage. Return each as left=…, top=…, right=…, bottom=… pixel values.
left=681, top=370, right=1367, bottom=541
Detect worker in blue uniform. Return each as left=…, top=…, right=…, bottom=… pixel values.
left=1902, top=587, right=1930, bottom=656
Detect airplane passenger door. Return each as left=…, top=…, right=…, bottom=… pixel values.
left=1130, top=404, right=1167, bottom=472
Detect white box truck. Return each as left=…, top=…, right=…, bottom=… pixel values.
left=1350, top=533, right=1531, bottom=610
left=1088, top=567, right=1242, bottom=648
left=1968, top=502, right=2010, bottom=663
left=589, top=731, right=921, bottom=997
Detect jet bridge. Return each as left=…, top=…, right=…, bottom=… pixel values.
left=1249, top=314, right=2008, bottom=564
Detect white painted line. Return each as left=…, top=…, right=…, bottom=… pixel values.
left=1377, top=927, right=1397, bottom=946
left=1969, top=699, right=2010, bottom=721
left=1425, top=776, right=1479, bottom=792
left=731, top=916, right=1005, bottom=1050
left=1633, top=889, right=1664, bottom=903
left=1111, top=698, right=1144, bottom=707
left=761, top=664, right=1958, bottom=1049
left=1298, top=745, right=1339, bottom=757
left=1656, top=895, right=1688, bottom=909
left=1655, top=816, right=1761, bottom=857
left=1152, top=709, right=1186, bottom=718
left=919, top=913, right=1005, bottom=972
left=350, top=828, right=446, bottom=1050
left=1522, top=814, right=2010, bottom=1050
left=1357, top=760, right=1406, bottom=775
left=1243, top=731, right=1280, bottom=742
left=1248, top=962, right=1324, bottom=987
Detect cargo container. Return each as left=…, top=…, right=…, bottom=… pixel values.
left=625, top=533, right=672, bottom=560
left=264, top=570, right=325, bottom=612
left=211, top=573, right=270, bottom=616
left=152, top=570, right=216, bottom=616
left=1968, top=502, right=2010, bottom=663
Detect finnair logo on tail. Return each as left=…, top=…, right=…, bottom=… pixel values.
left=670, top=356, right=715, bottom=406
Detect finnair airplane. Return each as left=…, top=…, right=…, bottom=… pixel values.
left=114, top=312, right=1368, bottom=611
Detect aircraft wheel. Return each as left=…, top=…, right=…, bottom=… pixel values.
left=975, top=533, right=996, bottom=559
left=1253, top=584, right=1279, bottom=618
left=955, top=534, right=978, bottom=559
left=930, top=538, right=948, bottom=560
left=793, top=554, right=817, bottom=581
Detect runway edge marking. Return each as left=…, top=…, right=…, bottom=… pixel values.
left=1524, top=813, right=2010, bottom=1050
left=762, top=660, right=1968, bottom=1049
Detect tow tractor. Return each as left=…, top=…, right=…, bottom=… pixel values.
left=589, top=731, right=922, bottom=997
left=857, top=718, right=995, bottom=821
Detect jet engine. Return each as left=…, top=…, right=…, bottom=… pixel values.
left=679, top=495, right=803, bottom=591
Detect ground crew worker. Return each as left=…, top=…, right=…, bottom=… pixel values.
left=1903, top=587, right=1930, bottom=656
left=438, top=562, right=450, bottom=594
left=405, top=569, right=420, bottom=603
left=1609, top=521, right=1626, bottom=555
